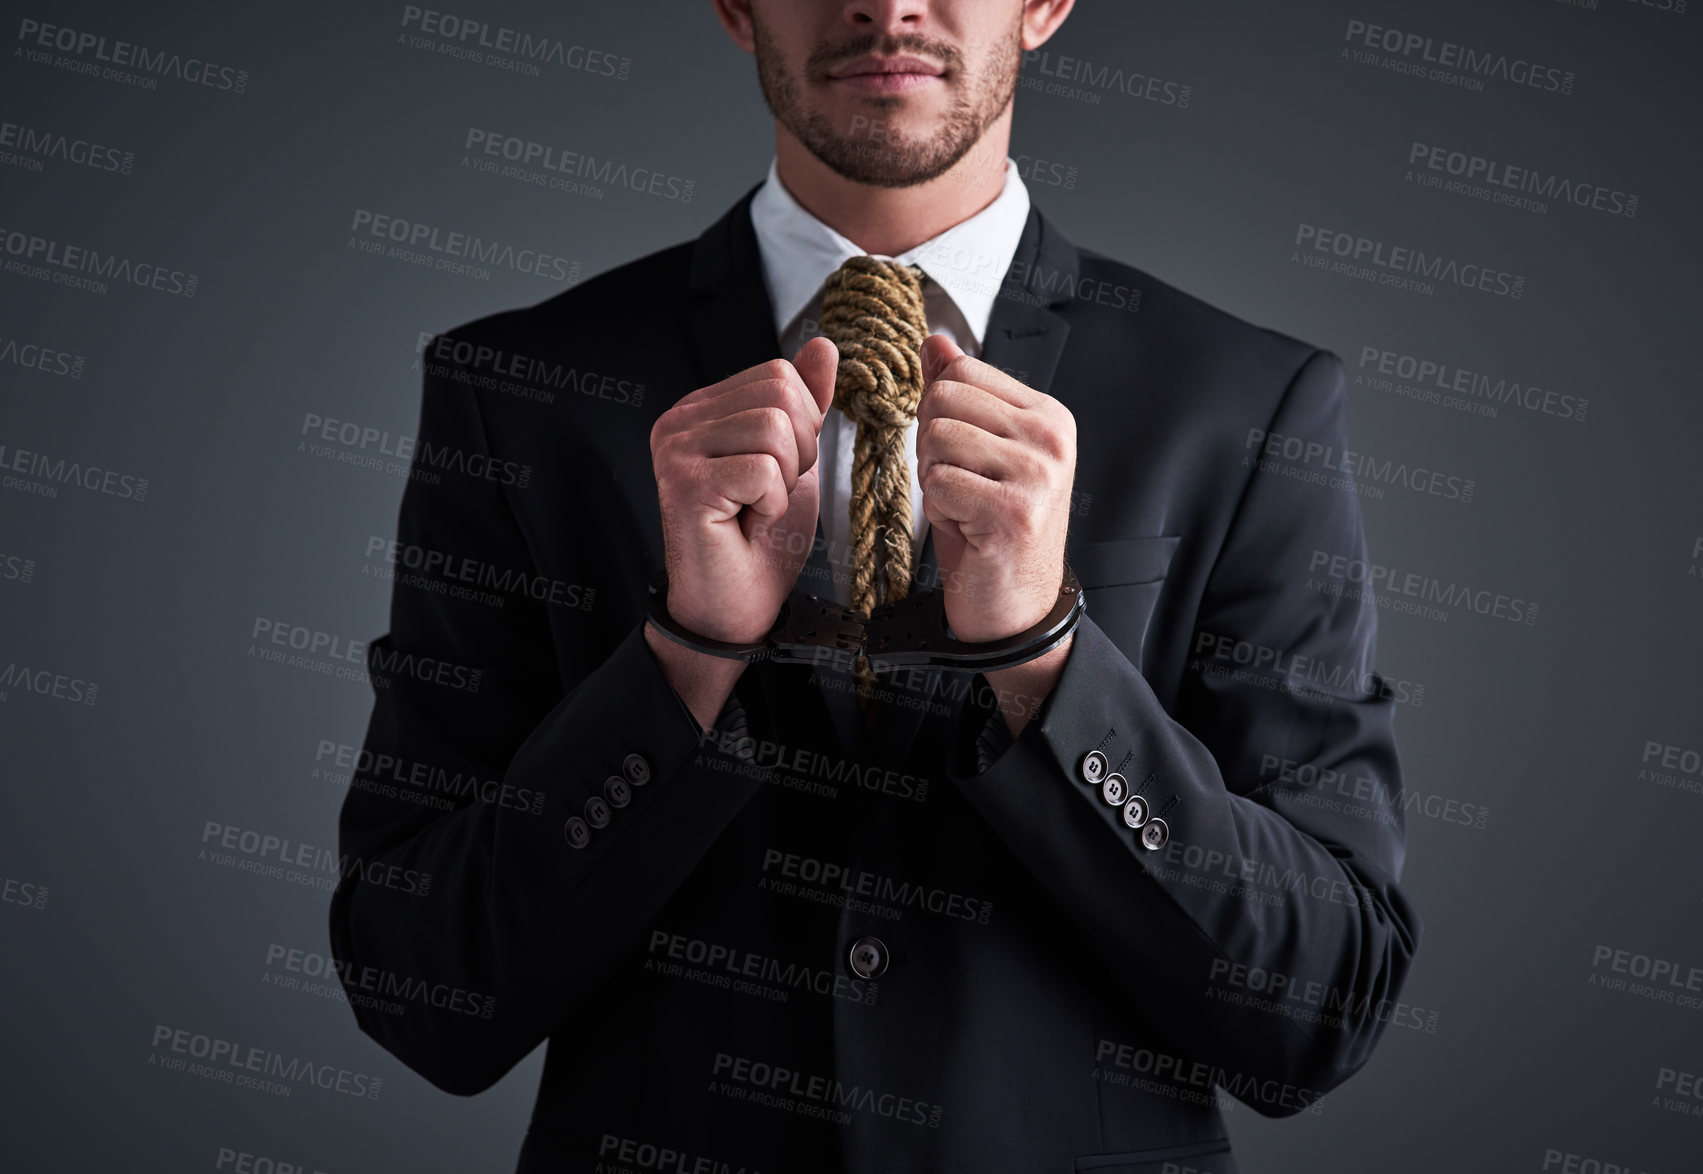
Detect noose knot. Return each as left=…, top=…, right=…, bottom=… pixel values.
left=817, top=256, right=931, bottom=714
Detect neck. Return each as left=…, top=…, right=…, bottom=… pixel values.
left=773, top=111, right=1013, bottom=257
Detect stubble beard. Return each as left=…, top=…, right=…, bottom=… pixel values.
left=751, top=15, right=1022, bottom=189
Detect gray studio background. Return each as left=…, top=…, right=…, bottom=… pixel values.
left=3, top=0, right=1700, bottom=1170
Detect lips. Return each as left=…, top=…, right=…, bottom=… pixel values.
left=827, top=54, right=944, bottom=80
left=825, top=54, right=946, bottom=94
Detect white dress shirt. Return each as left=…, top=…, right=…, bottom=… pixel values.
left=748, top=155, right=1032, bottom=607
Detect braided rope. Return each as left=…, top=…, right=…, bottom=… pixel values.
left=818, top=256, right=930, bottom=709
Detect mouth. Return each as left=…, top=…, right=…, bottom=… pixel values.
left=826, top=54, right=945, bottom=93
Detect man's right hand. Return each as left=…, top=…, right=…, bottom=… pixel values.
left=646, top=338, right=839, bottom=724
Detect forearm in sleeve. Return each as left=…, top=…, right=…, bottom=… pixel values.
left=943, top=350, right=1424, bottom=1112
left=328, top=340, right=773, bottom=1096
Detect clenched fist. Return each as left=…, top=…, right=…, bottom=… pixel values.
left=916, top=334, right=1079, bottom=735
left=649, top=336, right=839, bottom=648
left=917, top=333, right=1077, bottom=644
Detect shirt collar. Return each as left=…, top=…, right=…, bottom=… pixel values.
left=749, top=154, right=1032, bottom=349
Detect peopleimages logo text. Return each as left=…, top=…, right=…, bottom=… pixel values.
left=150, top=1025, right=381, bottom=1099
left=349, top=209, right=578, bottom=282
left=1408, top=142, right=1636, bottom=218
left=1295, top=224, right=1525, bottom=298
left=0, top=119, right=133, bottom=173
left=463, top=130, right=693, bottom=202
left=1343, top=19, right=1574, bottom=94
left=1308, top=551, right=1539, bottom=625
left=0, top=227, right=198, bottom=296
left=15, top=18, right=251, bottom=92
left=1355, top=346, right=1587, bottom=422
left=398, top=6, right=631, bottom=79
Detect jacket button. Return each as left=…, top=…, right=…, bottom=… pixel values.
left=622, top=752, right=652, bottom=786
left=1079, top=750, right=1108, bottom=784
left=584, top=795, right=611, bottom=829
left=1140, top=817, right=1169, bottom=850
left=847, top=935, right=889, bottom=979
left=564, top=817, right=591, bottom=849
left=603, top=775, right=632, bottom=808
left=1101, top=772, right=1127, bottom=806
left=1122, top=795, right=1149, bottom=828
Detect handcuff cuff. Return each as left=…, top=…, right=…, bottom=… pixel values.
left=645, top=562, right=1084, bottom=675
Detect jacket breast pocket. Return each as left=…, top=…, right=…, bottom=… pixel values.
left=1068, top=536, right=1180, bottom=661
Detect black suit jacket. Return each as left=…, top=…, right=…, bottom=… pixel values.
left=329, top=184, right=1423, bottom=1174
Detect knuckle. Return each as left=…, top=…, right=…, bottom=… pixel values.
left=1034, top=417, right=1071, bottom=461
left=788, top=379, right=817, bottom=422
left=1054, top=405, right=1078, bottom=443
left=758, top=405, right=793, bottom=442
left=942, top=355, right=976, bottom=383
left=758, top=376, right=799, bottom=411
left=652, top=428, right=683, bottom=466
left=650, top=406, right=680, bottom=447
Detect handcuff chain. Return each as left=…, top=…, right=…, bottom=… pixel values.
left=645, top=564, right=1084, bottom=675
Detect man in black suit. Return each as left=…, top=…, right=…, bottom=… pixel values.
left=329, top=2, right=1423, bottom=1171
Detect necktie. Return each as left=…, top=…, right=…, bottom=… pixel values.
left=818, top=255, right=930, bottom=711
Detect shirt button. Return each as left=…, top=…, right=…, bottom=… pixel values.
left=847, top=935, right=889, bottom=979
left=1122, top=795, right=1149, bottom=829
left=622, top=752, right=652, bottom=787
left=1140, top=817, right=1169, bottom=851
left=563, top=817, right=591, bottom=849
left=1079, top=750, right=1108, bottom=785
left=584, top=795, right=611, bottom=829
left=603, top=775, right=632, bottom=808
left=1101, top=772, right=1127, bottom=806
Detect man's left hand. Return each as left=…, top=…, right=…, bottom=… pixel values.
left=917, top=334, right=1078, bottom=734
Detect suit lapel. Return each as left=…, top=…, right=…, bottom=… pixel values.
left=979, top=201, right=1077, bottom=399
left=686, top=183, right=781, bottom=388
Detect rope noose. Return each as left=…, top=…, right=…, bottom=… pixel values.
left=818, top=256, right=930, bottom=709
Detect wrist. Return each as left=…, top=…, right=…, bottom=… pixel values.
left=982, top=631, right=1074, bottom=737
left=945, top=558, right=1071, bottom=645
left=643, top=620, right=746, bottom=731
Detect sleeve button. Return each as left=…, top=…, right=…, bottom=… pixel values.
left=1079, top=750, right=1108, bottom=784
left=1140, top=818, right=1169, bottom=851
left=584, top=796, right=611, bottom=829
left=1122, top=795, right=1149, bottom=829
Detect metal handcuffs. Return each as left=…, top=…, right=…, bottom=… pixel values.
left=645, top=563, right=1084, bottom=674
